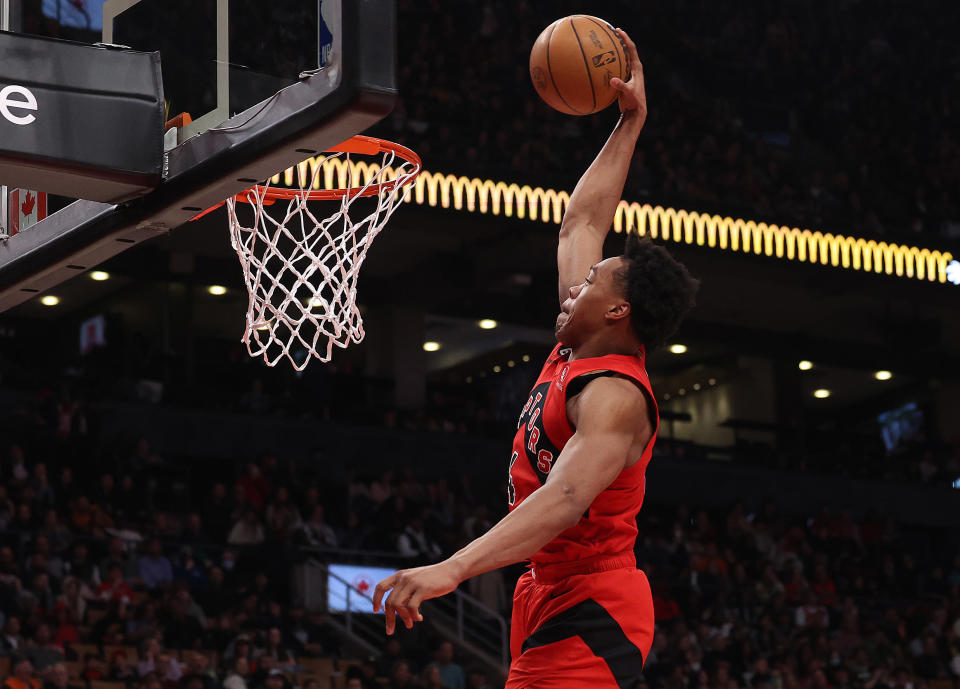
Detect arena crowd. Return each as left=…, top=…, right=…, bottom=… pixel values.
left=370, top=0, right=960, bottom=243
left=0, top=374, right=959, bottom=689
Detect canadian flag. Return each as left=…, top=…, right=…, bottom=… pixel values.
left=9, top=189, right=47, bottom=236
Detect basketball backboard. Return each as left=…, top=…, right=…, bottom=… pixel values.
left=0, top=0, right=396, bottom=310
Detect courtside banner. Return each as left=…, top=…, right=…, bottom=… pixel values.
left=0, top=31, right=164, bottom=202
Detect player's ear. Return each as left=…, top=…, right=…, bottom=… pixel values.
left=606, top=300, right=631, bottom=323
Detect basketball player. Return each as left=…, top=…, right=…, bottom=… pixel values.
left=374, top=28, right=698, bottom=688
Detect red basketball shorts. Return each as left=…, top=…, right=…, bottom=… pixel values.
left=505, top=552, right=655, bottom=689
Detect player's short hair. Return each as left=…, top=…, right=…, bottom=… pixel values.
left=617, top=235, right=699, bottom=351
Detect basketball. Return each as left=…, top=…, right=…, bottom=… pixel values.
left=529, top=15, right=627, bottom=116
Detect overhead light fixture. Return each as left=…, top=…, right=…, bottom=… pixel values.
left=478, top=319, right=498, bottom=330
left=708, top=378, right=717, bottom=386
left=663, top=393, right=671, bottom=401
left=507, top=360, right=515, bottom=367
left=40, top=295, right=60, bottom=306
left=493, top=365, right=502, bottom=373
left=89, top=271, right=110, bottom=281
left=693, top=383, right=701, bottom=391
left=522, top=354, right=531, bottom=362
left=208, top=285, right=227, bottom=296
left=678, top=388, right=686, bottom=396
left=465, top=376, right=473, bottom=384
left=813, top=388, right=831, bottom=399
left=798, top=360, right=814, bottom=371
left=668, top=344, right=687, bottom=355
left=874, top=370, right=892, bottom=381
left=423, top=341, right=441, bottom=352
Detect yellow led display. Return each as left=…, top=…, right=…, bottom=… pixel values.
left=272, top=158, right=955, bottom=284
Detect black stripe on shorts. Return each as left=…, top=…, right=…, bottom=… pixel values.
left=520, top=598, right=645, bottom=689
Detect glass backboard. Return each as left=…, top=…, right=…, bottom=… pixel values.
left=0, top=0, right=395, bottom=310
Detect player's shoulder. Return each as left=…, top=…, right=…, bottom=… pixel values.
left=569, top=374, right=649, bottom=428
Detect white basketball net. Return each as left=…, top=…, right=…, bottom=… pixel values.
left=226, top=146, right=420, bottom=370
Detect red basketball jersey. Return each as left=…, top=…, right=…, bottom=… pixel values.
left=508, top=343, right=659, bottom=564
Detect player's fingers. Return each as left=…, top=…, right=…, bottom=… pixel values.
left=615, top=27, right=641, bottom=65
left=407, top=594, right=425, bottom=622
left=609, top=77, right=627, bottom=92
left=384, top=602, right=397, bottom=635
left=614, top=28, right=643, bottom=83
left=396, top=606, right=415, bottom=629
left=382, top=581, right=407, bottom=634
left=372, top=574, right=397, bottom=613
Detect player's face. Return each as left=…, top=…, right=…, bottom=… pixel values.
left=555, top=257, right=627, bottom=346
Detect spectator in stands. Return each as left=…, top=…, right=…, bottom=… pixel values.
left=178, top=652, right=217, bottom=689
left=79, top=653, right=104, bottom=682
left=261, top=669, right=289, bottom=689
left=388, top=661, right=415, bottom=689
left=353, top=660, right=380, bottom=689
left=2, top=616, right=24, bottom=652
left=42, top=662, right=81, bottom=689
left=97, top=563, right=134, bottom=603
left=255, top=628, right=296, bottom=672
left=397, top=512, right=441, bottom=561
left=140, top=672, right=163, bottom=689
left=222, top=658, right=249, bottom=689
left=106, top=650, right=136, bottom=684
left=154, top=652, right=183, bottom=687
left=423, top=665, right=447, bottom=689
left=466, top=669, right=492, bottom=689
left=301, top=506, right=337, bottom=548
left=4, top=658, right=41, bottom=689
left=66, top=544, right=99, bottom=586
left=237, top=463, right=269, bottom=512
left=139, top=538, right=174, bottom=590
left=294, top=609, right=339, bottom=659
left=100, top=538, right=137, bottom=580
left=162, top=594, right=204, bottom=650
left=51, top=608, right=78, bottom=648
left=264, top=487, right=302, bottom=540
left=427, top=642, right=464, bottom=689
left=129, top=437, right=163, bottom=473
left=227, top=510, right=265, bottom=546
left=137, top=638, right=161, bottom=677
left=25, top=624, right=64, bottom=671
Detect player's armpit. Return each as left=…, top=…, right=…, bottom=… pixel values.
left=544, top=376, right=651, bottom=519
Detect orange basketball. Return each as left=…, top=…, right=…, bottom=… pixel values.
left=529, top=15, right=626, bottom=116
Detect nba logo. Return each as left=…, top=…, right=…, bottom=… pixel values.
left=557, top=365, right=569, bottom=390
left=319, top=0, right=335, bottom=67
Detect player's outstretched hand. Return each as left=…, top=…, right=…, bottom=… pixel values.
left=609, top=28, right=646, bottom=123
left=373, top=561, right=461, bottom=635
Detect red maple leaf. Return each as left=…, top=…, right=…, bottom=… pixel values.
left=21, top=192, right=35, bottom=217
left=355, top=578, right=371, bottom=594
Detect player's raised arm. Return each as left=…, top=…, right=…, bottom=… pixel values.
left=557, top=28, right=647, bottom=304
left=371, top=376, right=650, bottom=634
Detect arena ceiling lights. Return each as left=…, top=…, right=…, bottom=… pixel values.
left=272, top=158, right=956, bottom=285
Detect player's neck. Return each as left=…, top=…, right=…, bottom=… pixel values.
left=568, top=333, right=641, bottom=361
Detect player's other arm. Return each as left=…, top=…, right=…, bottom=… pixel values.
left=557, top=28, right=647, bottom=304
left=372, top=377, right=650, bottom=634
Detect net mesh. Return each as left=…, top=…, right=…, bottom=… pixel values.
left=226, top=145, right=420, bottom=370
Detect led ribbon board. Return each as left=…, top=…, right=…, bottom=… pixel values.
left=274, top=157, right=957, bottom=285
